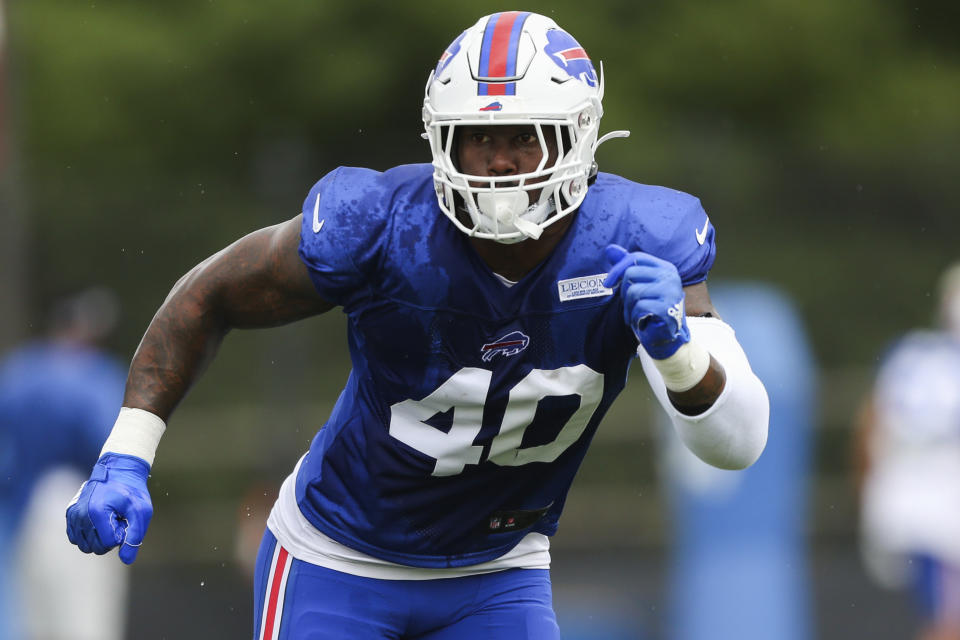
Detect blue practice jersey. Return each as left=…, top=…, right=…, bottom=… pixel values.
left=296, top=163, right=715, bottom=568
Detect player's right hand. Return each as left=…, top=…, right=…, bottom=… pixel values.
left=66, top=452, right=153, bottom=564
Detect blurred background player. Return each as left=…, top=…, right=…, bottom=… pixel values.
left=659, top=282, right=816, bottom=640
left=0, top=287, right=128, bottom=640
left=854, top=263, right=960, bottom=640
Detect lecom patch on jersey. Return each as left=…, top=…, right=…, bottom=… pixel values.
left=557, top=274, right=613, bottom=302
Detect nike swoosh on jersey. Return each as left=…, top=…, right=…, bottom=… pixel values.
left=312, top=194, right=324, bottom=233
left=695, top=217, right=710, bottom=245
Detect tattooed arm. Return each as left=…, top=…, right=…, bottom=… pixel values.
left=124, top=215, right=333, bottom=420
left=66, top=216, right=329, bottom=562
left=65, top=215, right=332, bottom=563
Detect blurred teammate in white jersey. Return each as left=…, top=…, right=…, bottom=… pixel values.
left=856, top=263, right=960, bottom=640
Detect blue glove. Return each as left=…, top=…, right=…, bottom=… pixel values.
left=66, top=453, right=153, bottom=564
left=603, top=244, right=690, bottom=359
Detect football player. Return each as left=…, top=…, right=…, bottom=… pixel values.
left=856, top=263, right=960, bottom=640
left=66, top=12, right=769, bottom=639
left=1, top=288, right=128, bottom=640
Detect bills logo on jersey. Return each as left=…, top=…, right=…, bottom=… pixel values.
left=436, top=31, right=466, bottom=76
left=481, top=331, right=530, bottom=362
left=544, top=29, right=597, bottom=87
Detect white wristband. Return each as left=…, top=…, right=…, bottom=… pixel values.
left=645, top=339, right=711, bottom=392
left=99, top=407, right=166, bottom=467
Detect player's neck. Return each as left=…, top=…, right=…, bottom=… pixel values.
left=468, top=214, right=575, bottom=281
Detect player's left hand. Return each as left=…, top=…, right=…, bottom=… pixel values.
left=603, top=244, right=690, bottom=359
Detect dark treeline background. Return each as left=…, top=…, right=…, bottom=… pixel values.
left=2, top=1, right=959, bottom=637
left=6, top=1, right=958, bottom=364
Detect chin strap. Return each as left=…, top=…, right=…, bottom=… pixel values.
left=513, top=217, right=544, bottom=240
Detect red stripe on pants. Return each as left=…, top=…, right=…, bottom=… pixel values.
left=263, top=546, right=289, bottom=639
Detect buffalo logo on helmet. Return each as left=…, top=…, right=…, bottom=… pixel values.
left=436, top=30, right=467, bottom=76
left=543, top=29, right=597, bottom=87
left=481, top=331, right=531, bottom=362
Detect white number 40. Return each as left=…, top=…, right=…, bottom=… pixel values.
left=388, top=365, right=603, bottom=476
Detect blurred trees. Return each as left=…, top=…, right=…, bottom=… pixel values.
left=6, top=0, right=959, bottom=368
left=1, top=0, right=26, bottom=346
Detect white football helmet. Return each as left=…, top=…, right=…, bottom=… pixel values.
left=423, top=11, right=629, bottom=243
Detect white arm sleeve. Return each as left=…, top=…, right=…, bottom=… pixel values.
left=639, top=316, right=769, bottom=470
